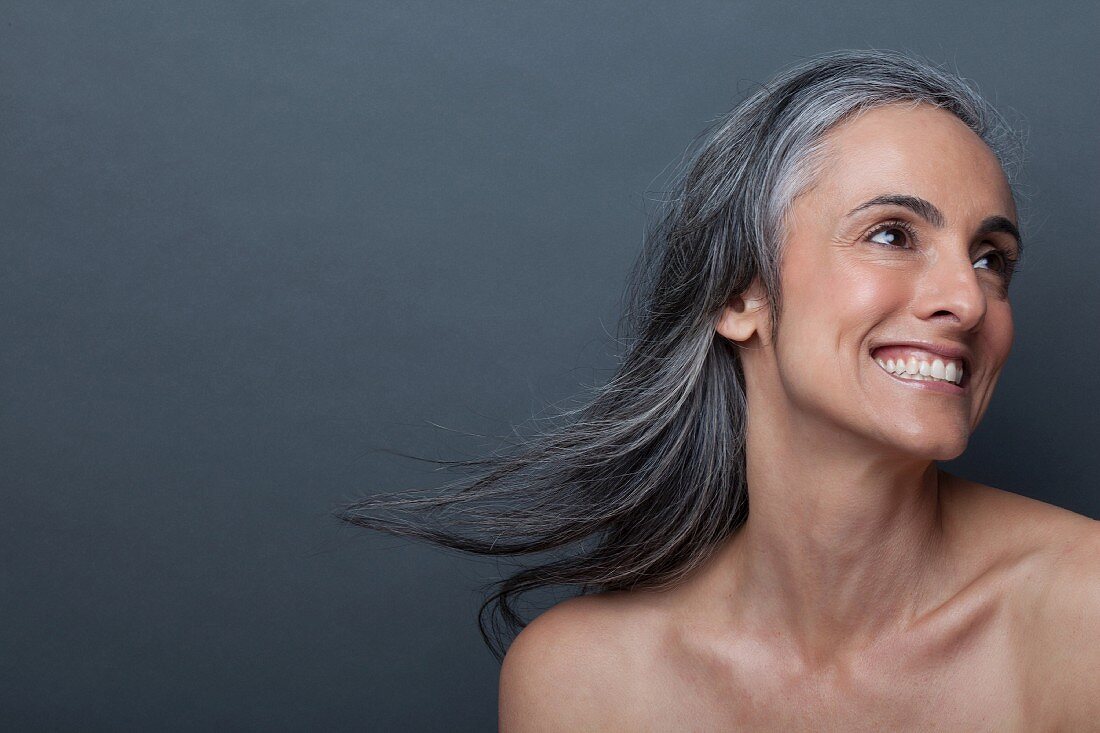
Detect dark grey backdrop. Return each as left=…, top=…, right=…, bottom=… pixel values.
left=3, top=1, right=1097, bottom=730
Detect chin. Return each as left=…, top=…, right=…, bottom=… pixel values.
left=900, top=435, right=969, bottom=462
left=875, top=426, right=970, bottom=462
left=930, top=441, right=969, bottom=461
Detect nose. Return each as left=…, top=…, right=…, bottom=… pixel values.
left=915, top=244, right=988, bottom=331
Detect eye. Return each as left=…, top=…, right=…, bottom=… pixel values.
left=866, top=222, right=1019, bottom=281
left=865, top=220, right=916, bottom=248
left=975, top=247, right=1017, bottom=277
left=974, top=251, right=1001, bottom=271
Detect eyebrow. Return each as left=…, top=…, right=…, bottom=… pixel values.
left=846, top=193, right=1022, bottom=254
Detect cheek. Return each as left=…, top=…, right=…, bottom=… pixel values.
left=981, top=300, right=1015, bottom=362
left=777, top=265, right=910, bottom=390
left=791, top=262, right=907, bottom=335
left=835, top=266, right=903, bottom=312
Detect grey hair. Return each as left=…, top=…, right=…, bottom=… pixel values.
left=336, top=49, right=1027, bottom=662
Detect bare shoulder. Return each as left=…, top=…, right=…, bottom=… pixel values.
left=940, top=471, right=1096, bottom=571
left=943, top=472, right=1100, bottom=725
left=941, top=471, right=1093, bottom=534
left=1026, top=513, right=1100, bottom=727
left=498, top=592, right=658, bottom=732
left=943, top=472, right=1097, bottom=599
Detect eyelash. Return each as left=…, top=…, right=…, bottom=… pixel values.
left=864, top=219, right=1018, bottom=278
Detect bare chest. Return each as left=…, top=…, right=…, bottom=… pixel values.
left=624, top=625, right=1050, bottom=731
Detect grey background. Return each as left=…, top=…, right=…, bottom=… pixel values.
left=2, top=1, right=1097, bottom=730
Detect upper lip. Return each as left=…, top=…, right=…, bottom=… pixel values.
left=870, top=340, right=972, bottom=371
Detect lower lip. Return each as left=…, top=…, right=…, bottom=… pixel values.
left=871, top=357, right=966, bottom=395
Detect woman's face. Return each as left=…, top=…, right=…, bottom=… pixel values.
left=757, top=102, right=1019, bottom=460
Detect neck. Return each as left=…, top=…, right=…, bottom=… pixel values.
left=701, top=402, right=953, bottom=665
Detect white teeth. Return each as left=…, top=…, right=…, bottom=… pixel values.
left=873, top=355, right=964, bottom=385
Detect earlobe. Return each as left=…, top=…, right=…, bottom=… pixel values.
left=716, top=278, right=770, bottom=345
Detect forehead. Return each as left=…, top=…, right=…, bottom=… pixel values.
left=807, top=102, right=1016, bottom=220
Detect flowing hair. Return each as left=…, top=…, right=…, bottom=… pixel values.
left=337, top=48, right=1026, bottom=662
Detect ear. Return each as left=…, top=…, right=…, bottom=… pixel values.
left=716, top=276, right=771, bottom=346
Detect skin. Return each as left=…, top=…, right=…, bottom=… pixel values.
left=499, top=102, right=1100, bottom=731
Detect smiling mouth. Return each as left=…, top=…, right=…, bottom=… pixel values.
left=869, top=353, right=970, bottom=389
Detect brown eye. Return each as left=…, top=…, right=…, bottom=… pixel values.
left=868, top=224, right=912, bottom=248
left=975, top=250, right=1010, bottom=275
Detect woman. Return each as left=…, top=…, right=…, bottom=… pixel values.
left=343, top=49, right=1099, bottom=729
